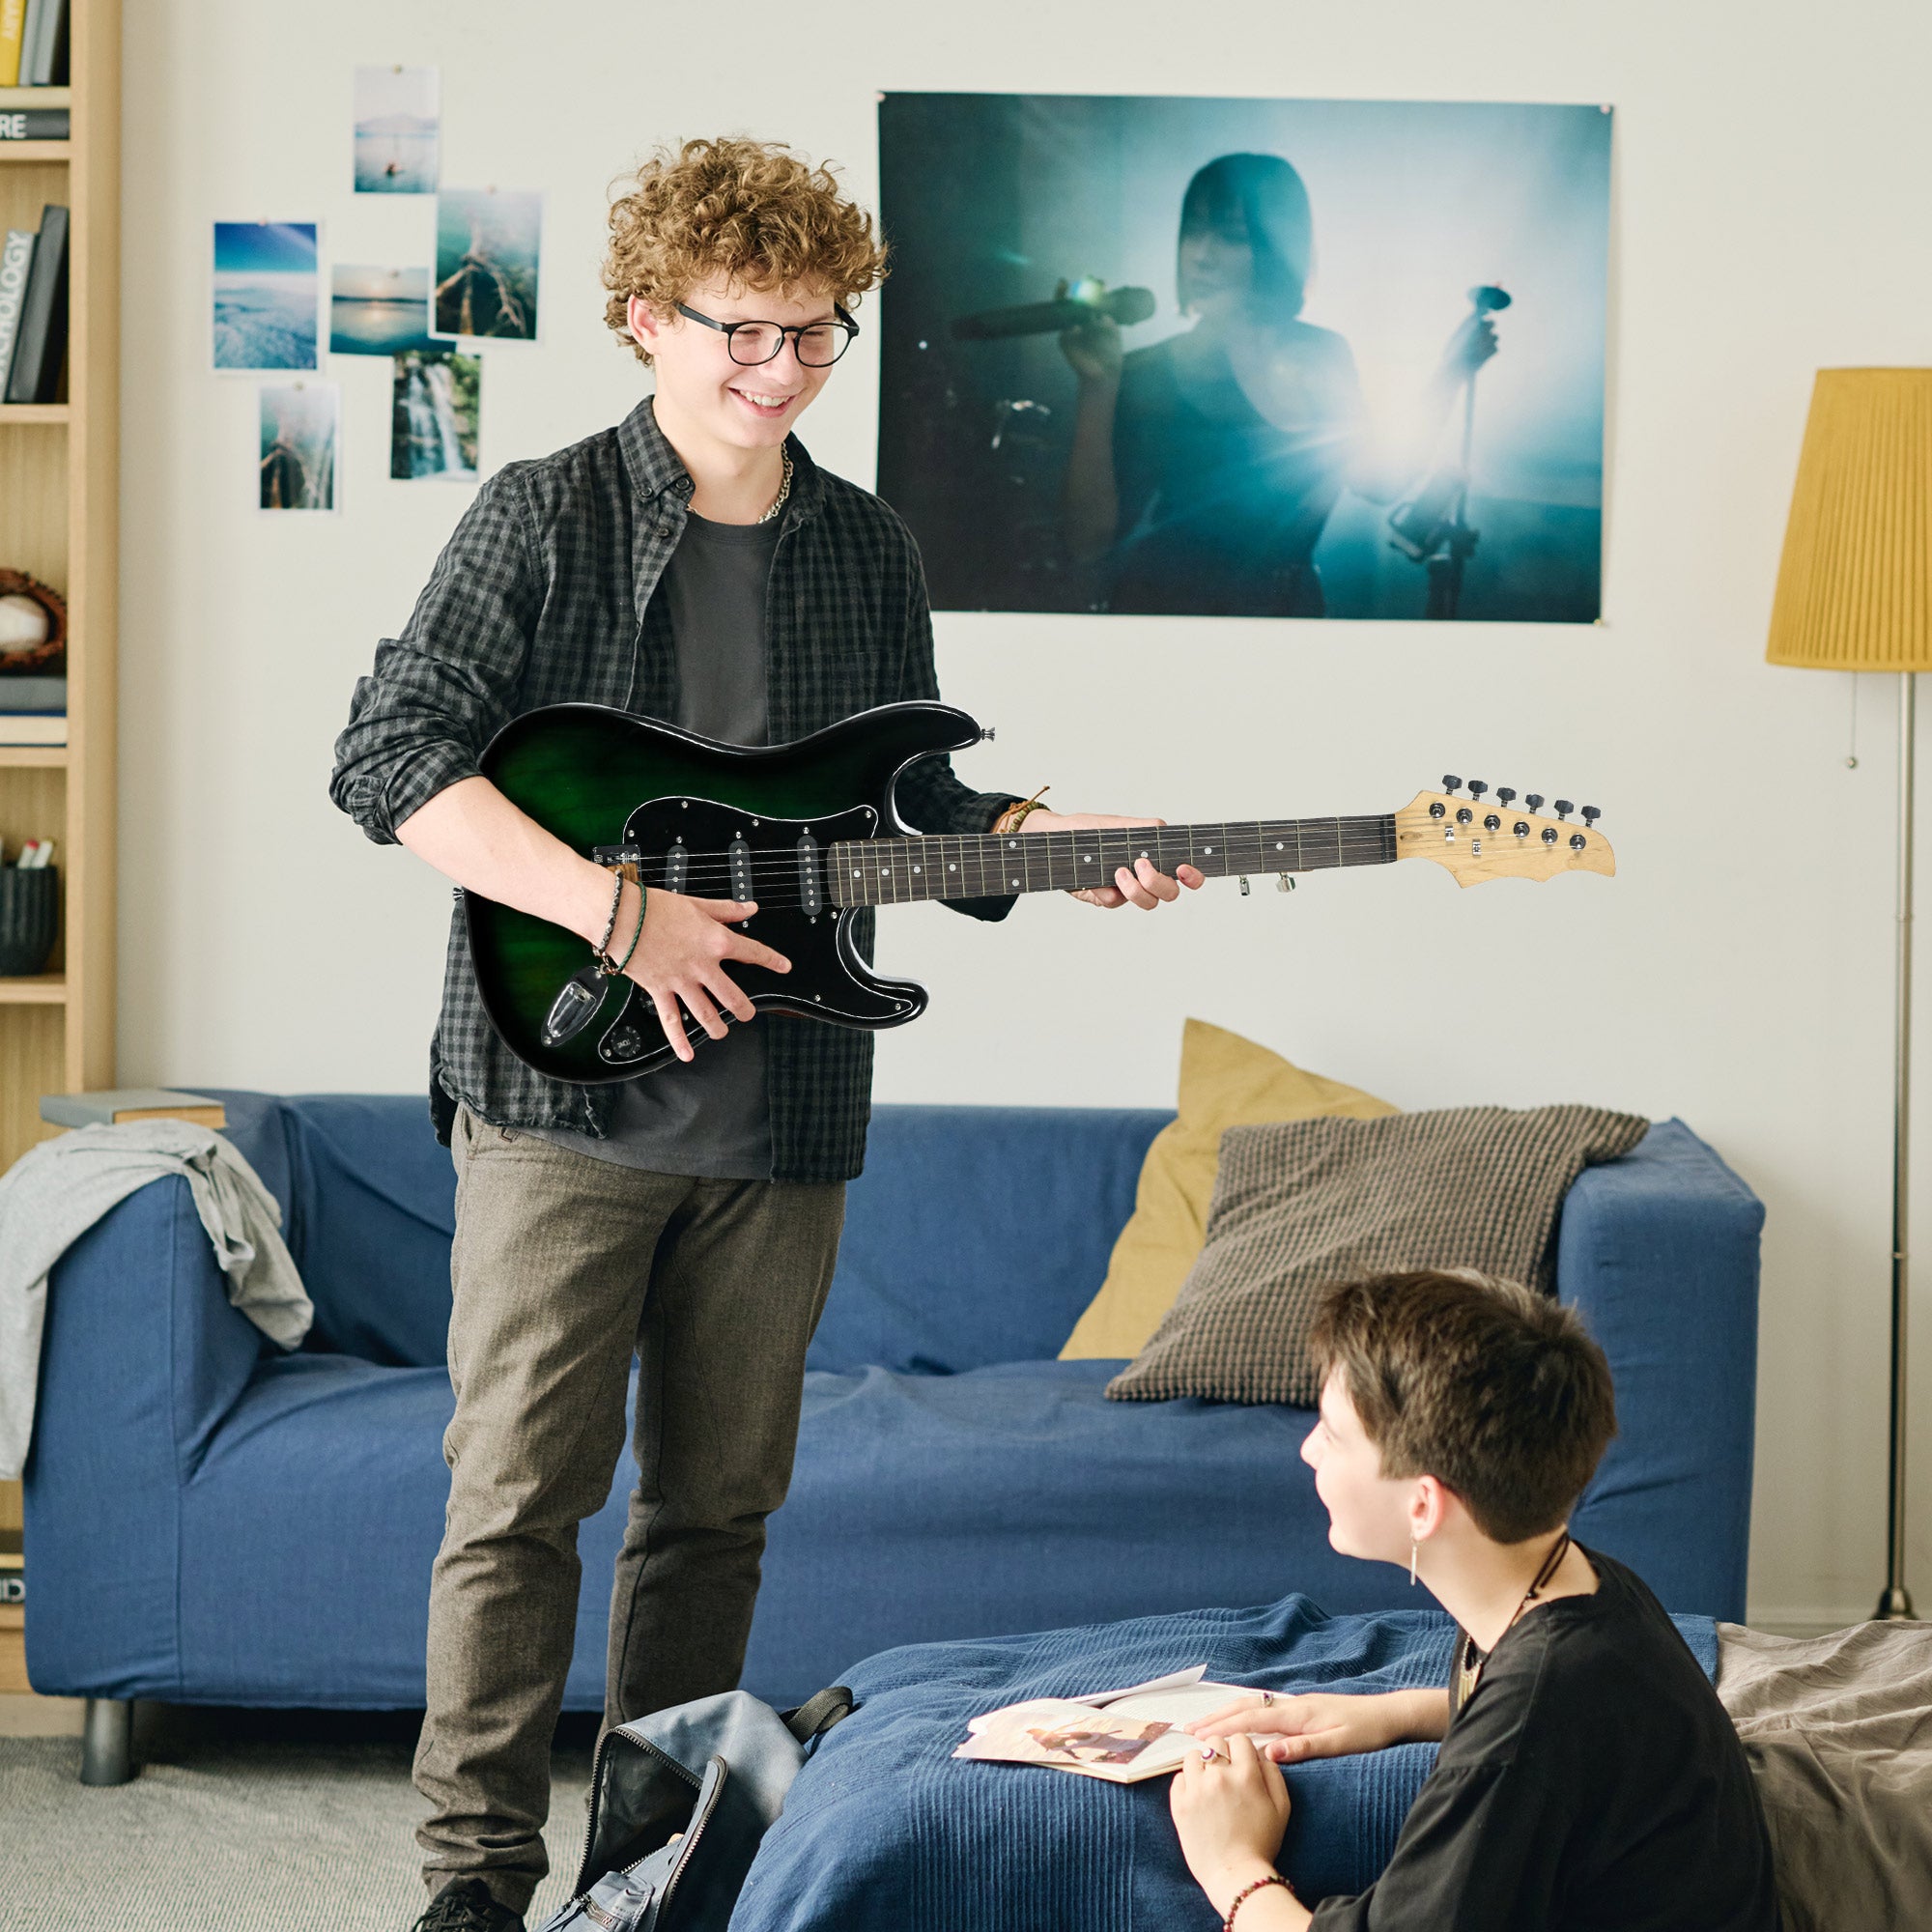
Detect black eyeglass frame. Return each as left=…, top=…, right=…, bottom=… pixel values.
left=674, top=301, right=860, bottom=367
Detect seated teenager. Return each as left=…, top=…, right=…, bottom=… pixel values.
left=1169, top=1268, right=1781, bottom=1932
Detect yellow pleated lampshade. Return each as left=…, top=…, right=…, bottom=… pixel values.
left=1766, top=368, right=1932, bottom=670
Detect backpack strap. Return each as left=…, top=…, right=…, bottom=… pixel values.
left=781, top=1685, right=855, bottom=1747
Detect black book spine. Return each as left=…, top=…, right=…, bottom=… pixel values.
left=4, top=203, right=67, bottom=405
left=0, top=110, right=71, bottom=139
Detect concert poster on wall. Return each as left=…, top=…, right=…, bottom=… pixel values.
left=875, top=95, right=1611, bottom=624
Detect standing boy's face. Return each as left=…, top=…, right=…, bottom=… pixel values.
left=631, top=272, right=839, bottom=453
left=1301, top=1371, right=1416, bottom=1567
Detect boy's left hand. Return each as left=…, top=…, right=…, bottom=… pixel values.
left=1019, top=810, right=1206, bottom=910
left=1169, top=1733, right=1293, bottom=1913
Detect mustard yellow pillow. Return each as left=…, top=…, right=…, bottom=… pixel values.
left=1059, top=1020, right=1397, bottom=1359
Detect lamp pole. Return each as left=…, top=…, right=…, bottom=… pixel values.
left=1882, top=668, right=1918, bottom=1620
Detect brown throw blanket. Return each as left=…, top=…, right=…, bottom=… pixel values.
left=1718, top=1621, right=1932, bottom=1931
left=1107, top=1104, right=1648, bottom=1406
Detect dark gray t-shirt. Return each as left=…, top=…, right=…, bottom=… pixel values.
left=530, top=509, right=780, bottom=1179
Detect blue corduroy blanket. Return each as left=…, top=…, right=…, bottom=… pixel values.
left=731, top=1594, right=1719, bottom=1932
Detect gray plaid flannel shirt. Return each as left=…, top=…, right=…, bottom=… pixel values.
left=329, top=400, right=1017, bottom=1182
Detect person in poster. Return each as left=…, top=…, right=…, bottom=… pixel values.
left=1058, top=153, right=1496, bottom=617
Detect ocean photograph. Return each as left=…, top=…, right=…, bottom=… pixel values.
left=331, top=265, right=436, bottom=355
left=259, top=383, right=340, bottom=512
left=391, top=349, right=480, bottom=480
left=433, top=188, right=541, bottom=341
left=214, top=223, right=319, bottom=372
left=354, top=65, right=439, bottom=194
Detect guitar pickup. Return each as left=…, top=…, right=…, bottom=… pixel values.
left=665, top=840, right=688, bottom=893
left=728, top=834, right=754, bottom=901
left=797, top=830, right=821, bottom=916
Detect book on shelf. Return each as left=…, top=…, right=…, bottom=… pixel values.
left=0, top=107, right=68, bottom=139
left=41, top=1089, right=230, bottom=1130
left=15, top=0, right=64, bottom=88
left=0, top=228, right=32, bottom=397
left=0, top=676, right=63, bottom=713
left=0, top=712, right=63, bottom=745
left=0, top=0, right=26, bottom=89
left=3, top=204, right=66, bottom=406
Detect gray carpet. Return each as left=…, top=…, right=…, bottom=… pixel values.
left=0, top=1720, right=595, bottom=1930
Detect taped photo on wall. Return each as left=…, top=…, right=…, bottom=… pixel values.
left=331, top=266, right=436, bottom=355
left=354, top=65, right=440, bottom=195
left=258, top=382, right=339, bottom=512
left=432, top=189, right=541, bottom=342
left=214, top=222, right=320, bottom=373
left=877, top=94, right=1611, bottom=624
left=391, top=348, right=480, bottom=481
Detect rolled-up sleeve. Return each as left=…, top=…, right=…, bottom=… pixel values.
left=888, top=538, right=1020, bottom=923
left=328, top=467, right=544, bottom=845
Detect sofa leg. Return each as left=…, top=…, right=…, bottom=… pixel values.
left=79, top=1698, right=134, bottom=1786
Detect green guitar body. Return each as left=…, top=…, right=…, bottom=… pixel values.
left=467, top=699, right=984, bottom=1084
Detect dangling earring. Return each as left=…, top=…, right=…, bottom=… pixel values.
left=1409, top=1534, right=1419, bottom=1587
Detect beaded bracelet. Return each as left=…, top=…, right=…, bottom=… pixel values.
left=595, top=873, right=646, bottom=978
left=1224, top=1872, right=1294, bottom=1930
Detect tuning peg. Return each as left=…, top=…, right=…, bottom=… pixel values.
left=1467, top=780, right=1488, bottom=803
left=1580, top=806, right=1601, bottom=829
left=1494, top=787, right=1517, bottom=808
left=1441, top=775, right=1462, bottom=795
left=1524, top=793, right=1545, bottom=813
left=1553, top=799, right=1574, bottom=821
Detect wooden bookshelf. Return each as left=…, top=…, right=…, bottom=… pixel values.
left=1, top=5, right=119, bottom=1634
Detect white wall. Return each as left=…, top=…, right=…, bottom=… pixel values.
left=119, top=0, right=1932, bottom=1625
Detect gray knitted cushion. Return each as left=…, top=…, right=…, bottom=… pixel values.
left=1105, top=1105, right=1649, bottom=1407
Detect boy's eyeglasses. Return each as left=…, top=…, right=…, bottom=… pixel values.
left=675, top=302, right=859, bottom=368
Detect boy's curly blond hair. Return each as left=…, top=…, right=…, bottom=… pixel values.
left=603, top=137, right=889, bottom=365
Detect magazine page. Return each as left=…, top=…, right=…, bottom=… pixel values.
left=954, top=1677, right=1257, bottom=1784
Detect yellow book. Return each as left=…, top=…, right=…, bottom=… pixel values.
left=0, top=0, right=25, bottom=90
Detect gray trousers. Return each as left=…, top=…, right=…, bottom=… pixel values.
left=413, top=1107, right=846, bottom=1912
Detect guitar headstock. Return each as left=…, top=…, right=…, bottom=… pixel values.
left=1394, top=778, right=1615, bottom=889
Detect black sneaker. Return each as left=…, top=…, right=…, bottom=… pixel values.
left=412, top=1879, right=526, bottom=1932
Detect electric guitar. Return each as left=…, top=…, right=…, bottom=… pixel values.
left=467, top=700, right=1615, bottom=1084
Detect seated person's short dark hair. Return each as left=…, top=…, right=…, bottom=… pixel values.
left=1309, top=1269, right=1617, bottom=1543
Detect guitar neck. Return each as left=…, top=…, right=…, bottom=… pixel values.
left=827, top=815, right=1399, bottom=907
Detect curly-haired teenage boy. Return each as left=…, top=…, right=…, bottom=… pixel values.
left=329, top=138, right=1202, bottom=1932
left=1172, top=1269, right=1780, bottom=1932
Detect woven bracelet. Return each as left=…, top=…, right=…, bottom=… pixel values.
left=596, top=874, right=646, bottom=978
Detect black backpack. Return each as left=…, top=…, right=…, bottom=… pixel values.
left=533, top=1686, right=854, bottom=1932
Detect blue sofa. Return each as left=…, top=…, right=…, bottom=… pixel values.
left=24, top=1094, right=1763, bottom=1732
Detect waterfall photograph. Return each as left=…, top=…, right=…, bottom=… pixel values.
left=353, top=65, right=440, bottom=195
left=258, top=383, right=339, bottom=512
left=390, top=349, right=480, bottom=480
left=432, top=188, right=541, bottom=341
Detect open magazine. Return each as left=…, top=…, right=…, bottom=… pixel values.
left=953, top=1665, right=1261, bottom=1784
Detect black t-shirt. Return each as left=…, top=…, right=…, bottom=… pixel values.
left=1311, top=1549, right=1780, bottom=1932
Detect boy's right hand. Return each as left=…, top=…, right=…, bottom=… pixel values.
left=1190, top=1690, right=1431, bottom=1764
left=615, top=882, right=791, bottom=1063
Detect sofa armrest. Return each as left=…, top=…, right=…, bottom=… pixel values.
left=23, top=1176, right=266, bottom=1697
left=1557, top=1119, right=1765, bottom=1620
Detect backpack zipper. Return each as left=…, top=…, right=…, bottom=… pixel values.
left=567, top=1727, right=702, bottom=1913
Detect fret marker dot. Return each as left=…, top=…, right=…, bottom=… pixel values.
left=1275, top=842, right=1284, bottom=850
left=1010, top=878, right=1019, bottom=887
left=1206, top=846, right=1213, bottom=854
left=913, top=865, right=921, bottom=873
left=1009, top=839, right=1018, bottom=848
left=949, top=864, right=957, bottom=872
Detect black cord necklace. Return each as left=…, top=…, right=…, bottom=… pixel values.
left=1452, top=1530, right=1573, bottom=1715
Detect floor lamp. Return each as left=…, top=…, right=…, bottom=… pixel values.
left=1766, top=366, right=1932, bottom=1621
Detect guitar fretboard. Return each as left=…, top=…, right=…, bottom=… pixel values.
left=826, top=816, right=1398, bottom=907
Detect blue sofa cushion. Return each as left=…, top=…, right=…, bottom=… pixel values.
left=735, top=1595, right=1719, bottom=1932
left=810, top=1105, right=1169, bottom=1375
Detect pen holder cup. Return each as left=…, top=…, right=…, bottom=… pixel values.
left=0, top=865, right=59, bottom=976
